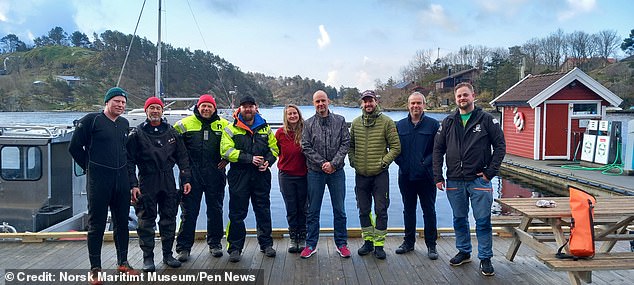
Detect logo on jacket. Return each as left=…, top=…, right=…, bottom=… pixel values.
left=168, top=137, right=176, bottom=144
left=473, top=124, right=481, bottom=133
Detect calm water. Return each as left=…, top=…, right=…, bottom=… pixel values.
left=6, top=107, right=621, bottom=229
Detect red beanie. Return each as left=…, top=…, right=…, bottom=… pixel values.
left=144, top=97, right=164, bottom=111
left=197, top=94, right=217, bottom=108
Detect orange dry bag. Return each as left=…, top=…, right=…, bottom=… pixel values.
left=556, top=186, right=596, bottom=260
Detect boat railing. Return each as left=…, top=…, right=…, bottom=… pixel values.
left=0, top=125, right=74, bottom=139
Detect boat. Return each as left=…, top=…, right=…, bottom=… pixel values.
left=0, top=125, right=88, bottom=232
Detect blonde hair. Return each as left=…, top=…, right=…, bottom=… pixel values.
left=282, top=104, right=304, bottom=145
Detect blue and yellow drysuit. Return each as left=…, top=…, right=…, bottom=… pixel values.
left=220, top=110, right=278, bottom=253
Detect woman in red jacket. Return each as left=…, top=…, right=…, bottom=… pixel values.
left=275, top=104, right=308, bottom=253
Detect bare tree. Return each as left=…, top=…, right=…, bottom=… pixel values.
left=593, top=29, right=621, bottom=59
left=567, top=31, right=592, bottom=61
left=521, top=38, right=542, bottom=74
left=540, top=29, right=566, bottom=70
left=401, top=49, right=434, bottom=81
left=472, top=45, right=491, bottom=69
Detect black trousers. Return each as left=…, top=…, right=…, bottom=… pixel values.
left=355, top=170, right=390, bottom=230
left=227, top=167, right=272, bottom=252
left=176, top=169, right=226, bottom=253
left=86, top=163, right=130, bottom=269
left=398, top=174, right=438, bottom=247
left=135, top=171, right=179, bottom=259
left=278, top=171, right=307, bottom=233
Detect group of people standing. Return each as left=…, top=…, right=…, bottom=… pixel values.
left=69, top=82, right=505, bottom=285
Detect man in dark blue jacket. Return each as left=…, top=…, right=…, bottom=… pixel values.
left=433, top=82, right=506, bottom=277
left=395, top=92, right=440, bottom=260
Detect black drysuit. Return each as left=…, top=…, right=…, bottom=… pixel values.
left=68, top=112, right=130, bottom=269
left=126, top=120, right=191, bottom=259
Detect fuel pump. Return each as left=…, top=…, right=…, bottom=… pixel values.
left=594, top=121, right=622, bottom=165
left=625, top=120, right=634, bottom=173
left=580, top=120, right=598, bottom=162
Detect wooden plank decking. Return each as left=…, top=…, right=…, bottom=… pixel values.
left=1, top=235, right=633, bottom=284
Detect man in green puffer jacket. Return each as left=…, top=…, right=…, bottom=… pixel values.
left=349, top=90, right=401, bottom=260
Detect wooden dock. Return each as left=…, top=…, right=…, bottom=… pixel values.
left=2, top=234, right=633, bottom=284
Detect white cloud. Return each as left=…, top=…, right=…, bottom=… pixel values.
left=0, top=1, right=8, bottom=22
left=363, top=56, right=371, bottom=65
left=558, top=0, right=596, bottom=21
left=475, top=0, right=528, bottom=16
left=326, top=70, right=338, bottom=87
left=420, top=4, right=457, bottom=32
left=317, top=24, right=330, bottom=49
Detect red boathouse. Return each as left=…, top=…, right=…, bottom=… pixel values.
left=490, top=67, right=623, bottom=160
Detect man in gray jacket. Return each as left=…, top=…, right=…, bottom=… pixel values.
left=300, top=90, right=351, bottom=259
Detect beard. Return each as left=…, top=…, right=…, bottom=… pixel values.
left=458, top=101, right=473, bottom=110
left=241, top=112, right=254, bottom=121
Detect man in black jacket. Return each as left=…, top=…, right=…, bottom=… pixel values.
left=69, top=87, right=138, bottom=284
left=173, top=94, right=230, bottom=261
left=432, top=82, right=506, bottom=277
left=127, top=97, right=192, bottom=272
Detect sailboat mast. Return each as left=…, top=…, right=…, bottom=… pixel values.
left=155, top=0, right=162, bottom=99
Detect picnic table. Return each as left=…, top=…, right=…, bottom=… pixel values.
left=496, top=196, right=634, bottom=285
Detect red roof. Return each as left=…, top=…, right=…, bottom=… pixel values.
left=490, top=68, right=623, bottom=108
left=490, top=71, right=566, bottom=105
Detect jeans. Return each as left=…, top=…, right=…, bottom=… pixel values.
left=398, top=175, right=437, bottom=247
left=305, top=169, right=347, bottom=248
left=446, top=177, right=493, bottom=260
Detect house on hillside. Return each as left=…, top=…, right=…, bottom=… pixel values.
left=393, top=81, right=427, bottom=93
left=560, top=57, right=616, bottom=72
left=490, top=67, right=622, bottom=160
left=433, top=68, right=480, bottom=92
left=55, top=75, right=82, bottom=87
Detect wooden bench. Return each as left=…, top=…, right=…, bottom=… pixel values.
left=491, top=215, right=634, bottom=238
left=537, top=252, right=634, bottom=284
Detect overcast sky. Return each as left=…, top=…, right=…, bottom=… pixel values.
left=1, top=0, right=632, bottom=90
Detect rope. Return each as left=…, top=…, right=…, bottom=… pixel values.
left=185, top=0, right=231, bottom=104
left=117, top=0, right=147, bottom=87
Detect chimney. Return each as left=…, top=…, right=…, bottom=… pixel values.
left=448, top=65, right=452, bottom=77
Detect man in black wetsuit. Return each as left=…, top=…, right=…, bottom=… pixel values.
left=69, top=87, right=138, bottom=284
left=127, top=97, right=192, bottom=272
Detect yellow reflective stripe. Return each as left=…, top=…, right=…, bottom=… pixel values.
left=224, top=127, right=234, bottom=138
left=266, top=126, right=279, bottom=157
left=223, top=147, right=237, bottom=160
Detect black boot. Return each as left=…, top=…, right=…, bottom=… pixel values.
left=142, top=257, right=155, bottom=272
left=297, top=230, right=306, bottom=252
left=288, top=230, right=300, bottom=253
left=358, top=240, right=374, bottom=256
left=163, top=255, right=182, bottom=268
left=374, top=246, right=386, bottom=260
left=141, top=251, right=155, bottom=272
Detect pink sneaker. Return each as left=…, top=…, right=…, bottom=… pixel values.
left=300, top=246, right=317, bottom=259
left=336, top=245, right=351, bottom=258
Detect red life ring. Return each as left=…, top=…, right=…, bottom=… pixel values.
left=513, top=111, right=525, bottom=132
